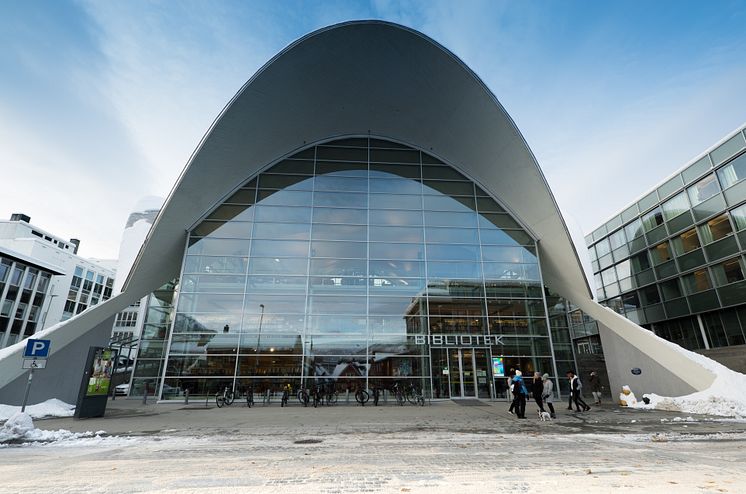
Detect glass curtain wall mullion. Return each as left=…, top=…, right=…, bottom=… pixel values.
left=365, top=137, right=371, bottom=393
left=1, top=264, right=28, bottom=348
left=418, top=149, right=434, bottom=399
left=17, top=268, right=43, bottom=340
left=0, top=260, right=14, bottom=344
left=0, top=260, right=19, bottom=347
left=232, top=178, right=260, bottom=392
left=474, top=181, right=494, bottom=399
left=299, top=144, right=319, bottom=389
left=534, top=247, right=560, bottom=396
left=158, top=238, right=189, bottom=400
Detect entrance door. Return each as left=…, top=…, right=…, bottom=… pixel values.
left=460, top=348, right=477, bottom=398
left=448, top=348, right=490, bottom=398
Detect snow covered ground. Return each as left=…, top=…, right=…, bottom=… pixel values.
left=0, top=427, right=744, bottom=493
left=0, top=400, right=745, bottom=492
left=0, top=398, right=75, bottom=421
left=0, top=411, right=111, bottom=447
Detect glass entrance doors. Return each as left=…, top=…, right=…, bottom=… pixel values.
left=444, top=348, right=491, bottom=399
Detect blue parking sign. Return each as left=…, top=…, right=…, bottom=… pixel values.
left=24, top=339, right=51, bottom=359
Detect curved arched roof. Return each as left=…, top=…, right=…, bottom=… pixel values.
left=124, top=20, right=592, bottom=305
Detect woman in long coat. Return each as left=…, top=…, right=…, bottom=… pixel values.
left=541, top=373, right=556, bottom=418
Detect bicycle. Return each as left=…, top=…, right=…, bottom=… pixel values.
left=355, top=387, right=370, bottom=406
left=312, top=385, right=323, bottom=408
left=297, top=387, right=310, bottom=407
left=215, top=386, right=235, bottom=408
left=322, top=383, right=338, bottom=406
left=405, top=383, right=425, bottom=407
left=390, top=382, right=405, bottom=406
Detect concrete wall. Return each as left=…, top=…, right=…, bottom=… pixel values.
left=0, top=315, right=116, bottom=405
left=597, top=321, right=698, bottom=400
left=570, top=299, right=716, bottom=395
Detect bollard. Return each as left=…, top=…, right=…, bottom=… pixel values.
left=184, top=388, right=189, bottom=405
left=142, top=383, right=148, bottom=405
left=345, top=389, right=350, bottom=404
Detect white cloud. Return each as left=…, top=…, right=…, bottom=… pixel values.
left=2, top=1, right=745, bottom=262
left=79, top=1, right=281, bottom=195
left=536, top=67, right=746, bottom=233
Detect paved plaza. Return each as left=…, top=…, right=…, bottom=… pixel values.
left=2, top=398, right=746, bottom=493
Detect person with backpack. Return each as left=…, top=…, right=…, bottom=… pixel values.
left=511, top=369, right=528, bottom=419
left=566, top=370, right=590, bottom=412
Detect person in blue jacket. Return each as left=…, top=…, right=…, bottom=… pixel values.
left=511, top=369, right=529, bottom=419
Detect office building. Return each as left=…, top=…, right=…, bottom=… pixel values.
left=585, top=124, right=746, bottom=371
left=0, top=214, right=116, bottom=348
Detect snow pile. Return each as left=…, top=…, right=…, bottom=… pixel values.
left=0, top=411, right=106, bottom=446
left=618, top=385, right=637, bottom=407
left=0, top=399, right=75, bottom=421
left=633, top=393, right=746, bottom=418
left=628, top=341, right=746, bottom=418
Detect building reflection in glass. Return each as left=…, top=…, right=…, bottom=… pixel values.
left=157, top=138, right=560, bottom=399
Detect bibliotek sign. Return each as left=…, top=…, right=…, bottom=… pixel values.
left=413, top=334, right=504, bottom=346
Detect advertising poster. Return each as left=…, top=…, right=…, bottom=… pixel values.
left=492, top=357, right=504, bottom=377
left=86, top=348, right=115, bottom=396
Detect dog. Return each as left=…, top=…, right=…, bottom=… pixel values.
left=538, top=410, right=552, bottom=421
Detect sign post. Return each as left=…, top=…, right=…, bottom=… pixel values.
left=21, top=339, right=51, bottom=413
left=74, top=346, right=117, bottom=419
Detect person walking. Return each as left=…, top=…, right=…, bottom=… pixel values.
left=511, top=370, right=528, bottom=419
left=531, top=372, right=546, bottom=414
left=541, top=373, right=556, bottom=418
left=589, top=371, right=602, bottom=405
left=566, top=370, right=590, bottom=412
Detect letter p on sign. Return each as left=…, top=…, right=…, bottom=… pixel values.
left=24, top=339, right=51, bottom=359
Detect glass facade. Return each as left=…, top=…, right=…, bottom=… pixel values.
left=0, top=254, right=54, bottom=348
left=147, top=138, right=567, bottom=400
left=586, top=125, right=746, bottom=352
left=62, top=266, right=114, bottom=320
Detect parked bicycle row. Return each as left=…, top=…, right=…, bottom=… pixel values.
left=214, top=381, right=426, bottom=408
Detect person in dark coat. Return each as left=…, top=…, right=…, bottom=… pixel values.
left=566, top=370, right=590, bottom=412
left=589, top=371, right=602, bottom=405
left=511, top=370, right=528, bottom=419
left=531, top=371, right=546, bottom=413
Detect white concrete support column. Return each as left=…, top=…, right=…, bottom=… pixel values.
left=696, top=314, right=711, bottom=350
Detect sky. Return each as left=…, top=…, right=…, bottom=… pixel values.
left=1, top=0, right=746, bottom=260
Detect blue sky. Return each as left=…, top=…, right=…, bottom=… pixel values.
left=2, top=1, right=746, bottom=259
